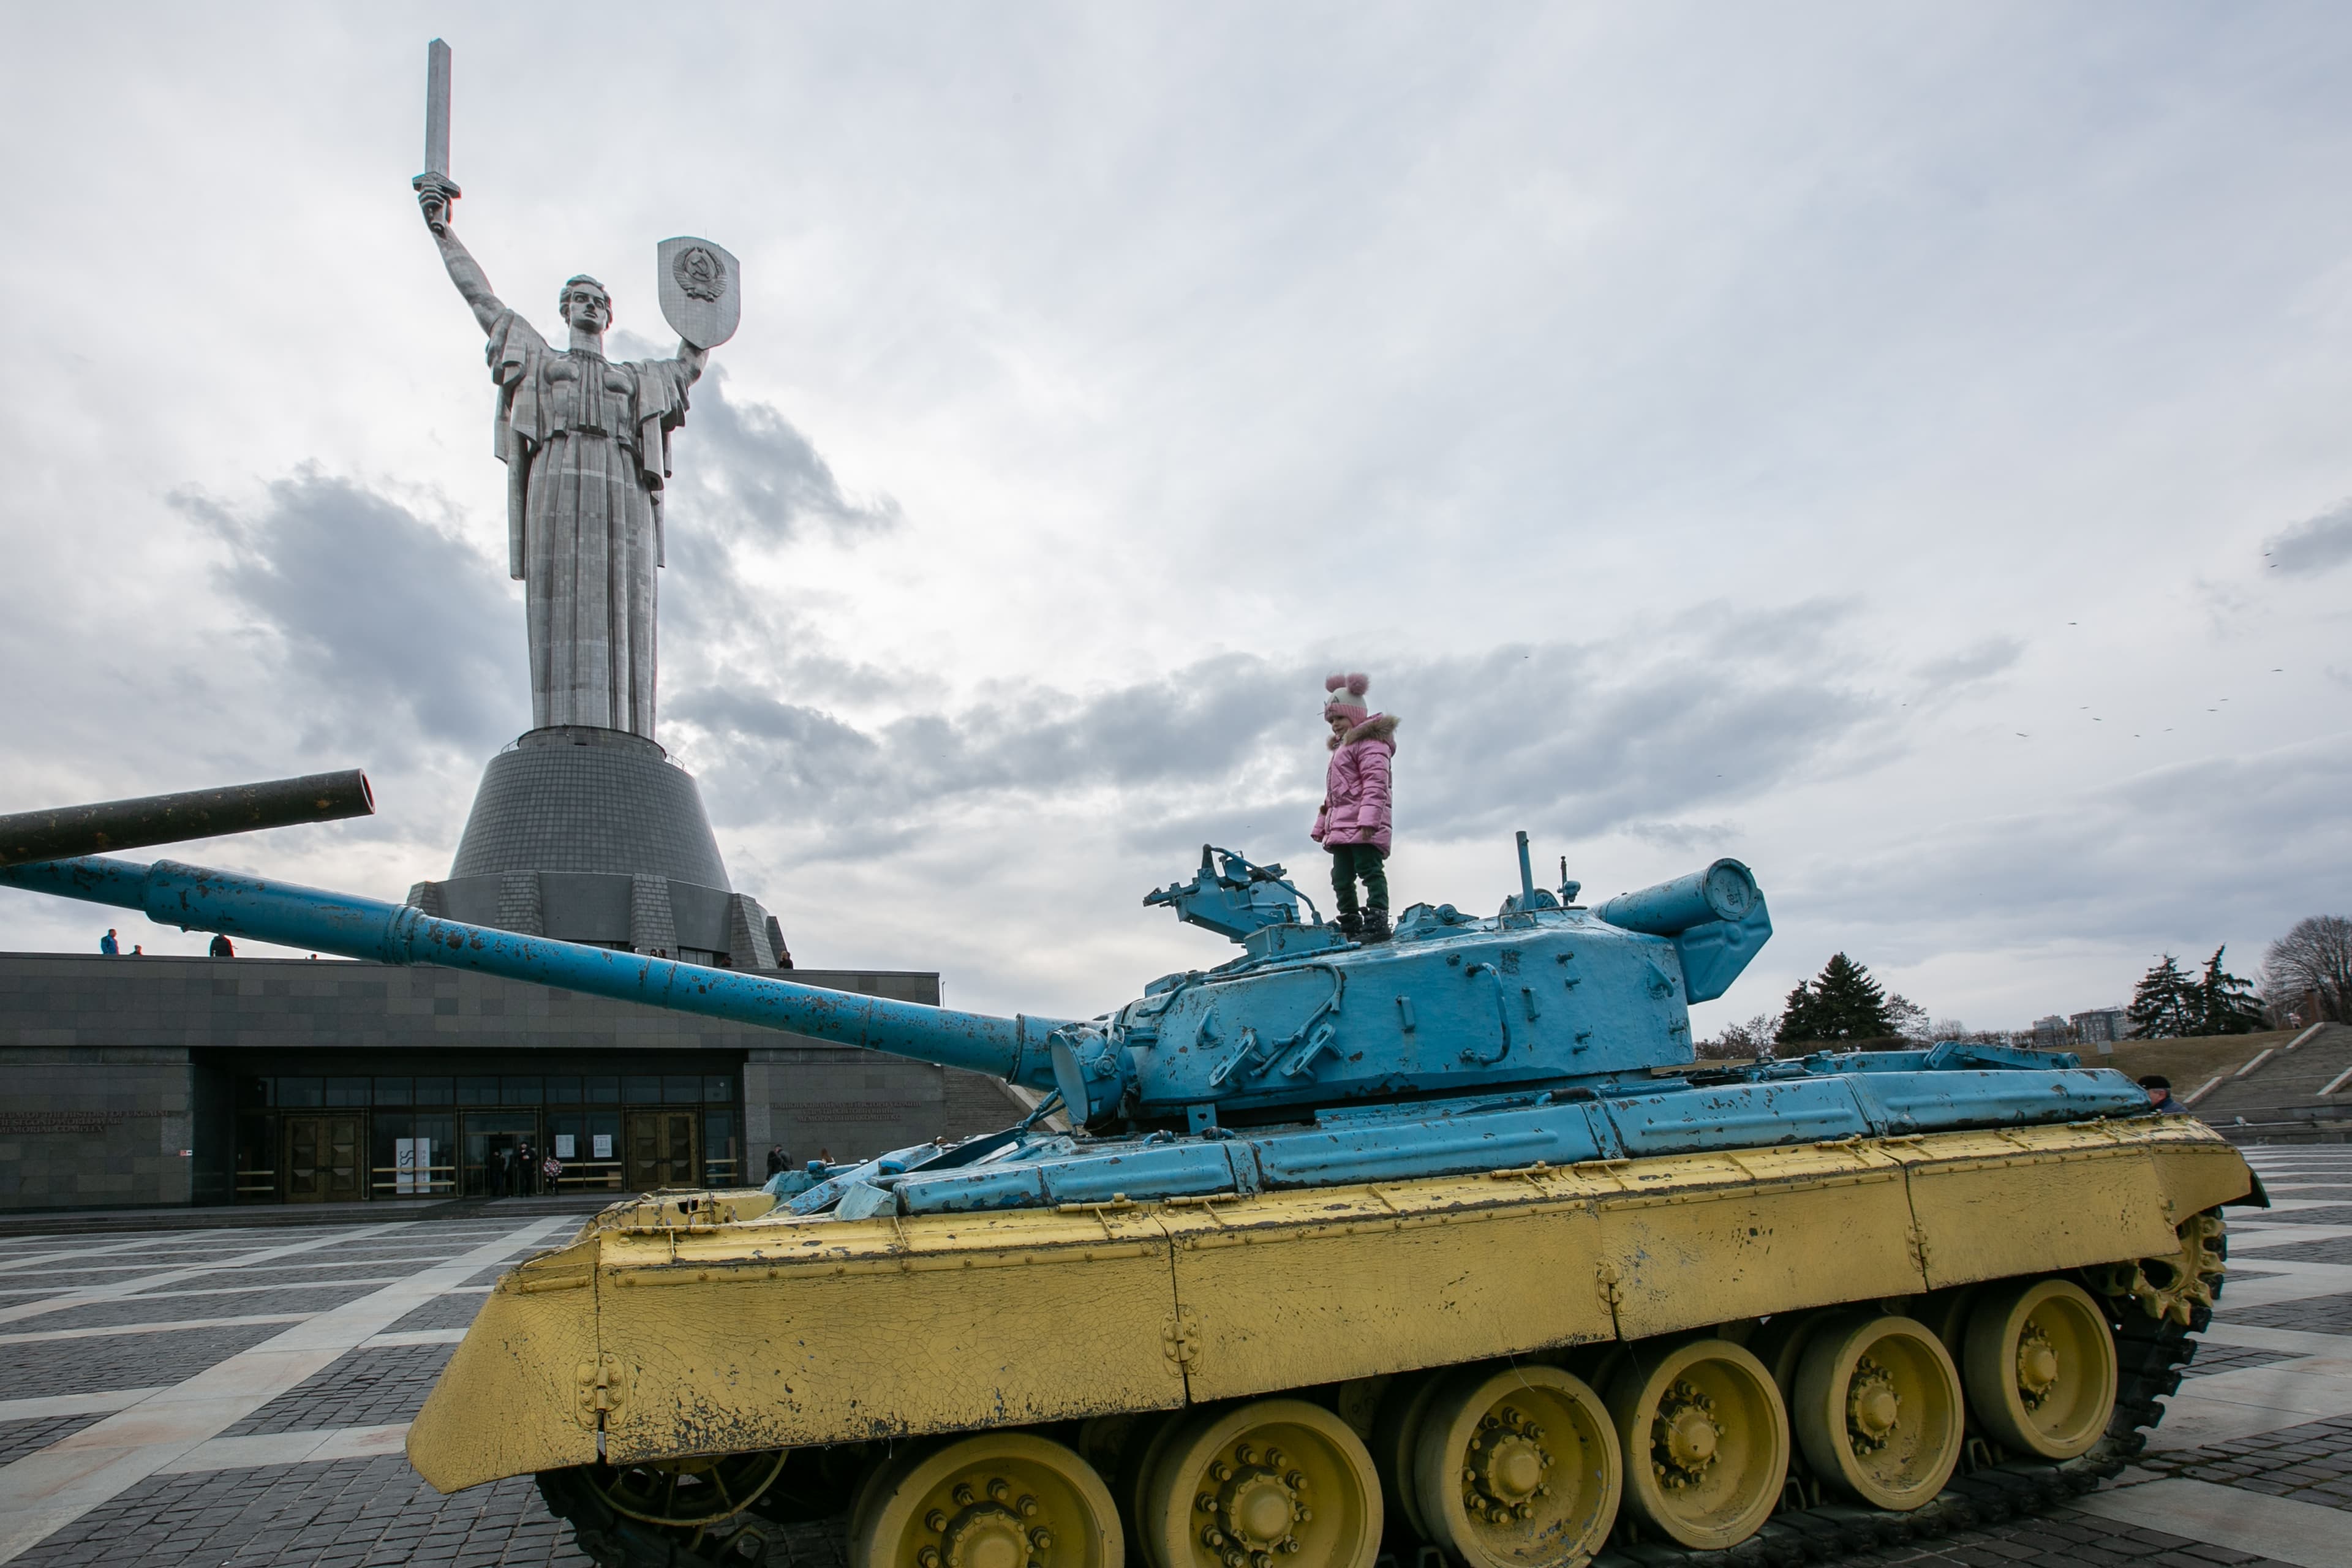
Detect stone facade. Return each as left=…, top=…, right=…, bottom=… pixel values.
left=0, top=953, right=1025, bottom=1212
left=0, top=1047, right=195, bottom=1208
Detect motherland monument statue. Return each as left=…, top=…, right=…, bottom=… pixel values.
left=411, top=39, right=739, bottom=742
left=402, top=40, right=785, bottom=972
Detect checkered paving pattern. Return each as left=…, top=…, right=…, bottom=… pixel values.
left=0, top=1145, right=2346, bottom=1567
left=222, top=1345, right=461, bottom=1437
left=17, top=1459, right=587, bottom=1568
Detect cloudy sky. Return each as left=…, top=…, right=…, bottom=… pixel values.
left=2, top=4, right=2346, bottom=1034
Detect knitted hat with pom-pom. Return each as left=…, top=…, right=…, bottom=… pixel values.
left=1323, top=672, right=1371, bottom=724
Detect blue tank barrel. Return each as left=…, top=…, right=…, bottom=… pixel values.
left=0, top=854, right=1066, bottom=1082
left=1, top=771, right=374, bottom=869
left=1594, top=858, right=1760, bottom=937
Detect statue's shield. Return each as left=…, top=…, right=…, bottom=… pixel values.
left=657, top=236, right=741, bottom=349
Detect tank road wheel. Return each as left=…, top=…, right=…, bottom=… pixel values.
left=1409, top=1364, right=1622, bottom=1568
left=850, top=1433, right=1122, bottom=1568
left=589, top=1449, right=790, bottom=1528
left=1963, top=1278, right=2117, bottom=1460
left=1145, top=1399, right=1382, bottom=1568
left=1605, top=1339, right=1788, bottom=1551
left=1791, top=1314, right=1964, bottom=1510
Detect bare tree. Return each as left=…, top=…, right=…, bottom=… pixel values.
left=1885, top=993, right=1931, bottom=1041
left=2261, top=916, right=2351, bottom=1025
left=1697, top=1012, right=1781, bottom=1060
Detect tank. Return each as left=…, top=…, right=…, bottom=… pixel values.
left=0, top=769, right=372, bottom=867
left=0, top=828, right=2257, bottom=1568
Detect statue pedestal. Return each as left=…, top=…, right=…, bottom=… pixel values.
left=407, top=726, right=785, bottom=969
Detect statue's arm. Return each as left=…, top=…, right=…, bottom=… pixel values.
left=416, top=182, right=507, bottom=336
left=674, top=340, right=709, bottom=385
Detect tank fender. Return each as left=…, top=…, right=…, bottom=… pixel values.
left=1245, top=1102, right=1615, bottom=1186
left=1597, top=1077, right=1870, bottom=1153
left=1842, top=1069, right=2147, bottom=1133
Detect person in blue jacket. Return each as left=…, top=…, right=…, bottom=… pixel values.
left=99, top=929, right=119, bottom=956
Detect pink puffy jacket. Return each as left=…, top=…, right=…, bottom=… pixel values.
left=1311, top=714, right=1398, bottom=856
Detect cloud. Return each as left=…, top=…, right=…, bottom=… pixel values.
left=671, top=364, right=902, bottom=547
left=605, top=332, right=897, bottom=560
left=602, top=334, right=901, bottom=681
left=173, top=470, right=524, bottom=756
left=1912, top=637, right=2022, bottom=693
left=1794, top=733, right=2352, bottom=963
left=2264, top=499, right=2352, bottom=576
left=670, top=612, right=1880, bottom=864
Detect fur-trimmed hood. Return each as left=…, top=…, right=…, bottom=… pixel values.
left=1327, top=712, right=1400, bottom=751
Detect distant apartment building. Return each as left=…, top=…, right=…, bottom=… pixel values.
left=2071, top=1008, right=2127, bottom=1046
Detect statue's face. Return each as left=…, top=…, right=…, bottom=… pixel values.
left=562, top=285, right=611, bottom=334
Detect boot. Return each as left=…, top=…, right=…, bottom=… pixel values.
left=1362, top=907, right=1392, bottom=944
left=1336, top=911, right=1364, bottom=941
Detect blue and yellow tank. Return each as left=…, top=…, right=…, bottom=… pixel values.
left=1, top=836, right=2257, bottom=1568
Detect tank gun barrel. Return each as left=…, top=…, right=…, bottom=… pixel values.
left=0, top=771, right=375, bottom=869
left=0, top=854, right=1067, bottom=1081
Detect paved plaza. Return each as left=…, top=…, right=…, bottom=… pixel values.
left=0, top=1146, right=2346, bottom=1567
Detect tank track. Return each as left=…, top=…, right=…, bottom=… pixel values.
left=535, top=1279, right=2213, bottom=1568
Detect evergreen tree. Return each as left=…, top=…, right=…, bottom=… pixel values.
left=2192, top=946, right=2264, bottom=1036
left=2125, top=956, right=2198, bottom=1039
left=1777, top=981, right=1822, bottom=1047
left=1774, top=952, right=1896, bottom=1046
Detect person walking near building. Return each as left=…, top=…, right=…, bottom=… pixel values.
left=486, top=1143, right=508, bottom=1199
left=1311, top=673, right=1400, bottom=943
left=99, top=929, right=119, bottom=956
left=765, top=1145, right=788, bottom=1180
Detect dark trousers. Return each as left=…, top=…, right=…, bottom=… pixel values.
left=1329, top=843, right=1388, bottom=917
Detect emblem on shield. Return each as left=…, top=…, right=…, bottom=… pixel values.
left=657, top=236, right=741, bottom=349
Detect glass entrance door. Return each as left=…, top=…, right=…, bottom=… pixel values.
left=625, top=1109, right=698, bottom=1191
left=461, top=1112, right=543, bottom=1197
left=283, top=1115, right=364, bottom=1202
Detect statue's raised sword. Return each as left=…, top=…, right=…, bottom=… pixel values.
left=410, top=38, right=459, bottom=231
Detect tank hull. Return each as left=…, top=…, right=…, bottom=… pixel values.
left=409, top=1113, right=2251, bottom=1493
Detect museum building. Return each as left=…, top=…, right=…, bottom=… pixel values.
left=0, top=951, right=1023, bottom=1209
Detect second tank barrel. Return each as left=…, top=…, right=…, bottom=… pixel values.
left=0, top=771, right=375, bottom=869
left=1593, top=858, right=1760, bottom=936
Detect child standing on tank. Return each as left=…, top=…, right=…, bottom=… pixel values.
left=1312, top=673, right=1400, bottom=942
